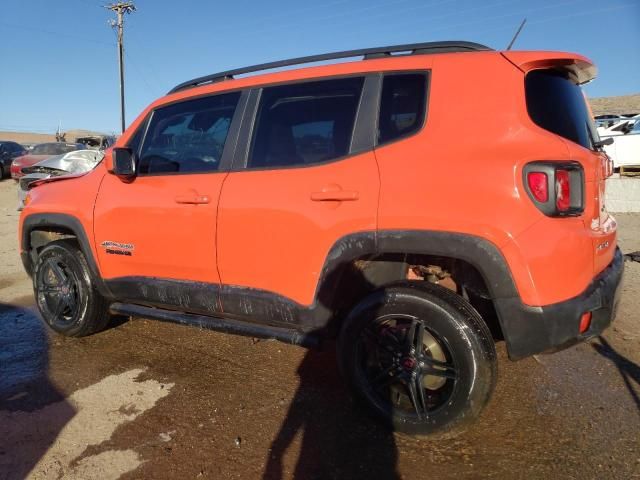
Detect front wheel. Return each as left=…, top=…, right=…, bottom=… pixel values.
left=338, top=281, right=497, bottom=436
left=33, top=240, right=111, bottom=337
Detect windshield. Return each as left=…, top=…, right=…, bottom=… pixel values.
left=525, top=70, right=600, bottom=149
left=31, top=143, right=84, bottom=155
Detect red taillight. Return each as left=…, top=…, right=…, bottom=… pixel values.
left=556, top=170, right=570, bottom=212
left=527, top=172, right=548, bottom=202
left=524, top=162, right=583, bottom=217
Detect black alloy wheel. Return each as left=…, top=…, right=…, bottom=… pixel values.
left=358, top=313, right=458, bottom=420
left=34, top=240, right=111, bottom=337
left=339, top=281, right=497, bottom=436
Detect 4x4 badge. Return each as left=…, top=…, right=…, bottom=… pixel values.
left=101, top=240, right=134, bottom=256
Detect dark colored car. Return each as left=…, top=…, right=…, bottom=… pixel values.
left=11, top=143, right=86, bottom=180
left=0, top=141, right=27, bottom=179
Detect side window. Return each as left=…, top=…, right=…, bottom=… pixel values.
left=138, top=92, right=240, bottom=174
left=127, top=121, right=147, bottom=155
left=249, top=77, right=364, bottom=168
left=377, top=73, right=428, bottom=146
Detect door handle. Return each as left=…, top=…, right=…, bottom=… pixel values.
left=174, top=194, right=211, bottom=204
left=310, top=186, right=359, bottom=202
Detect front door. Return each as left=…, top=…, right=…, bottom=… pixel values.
left=94, top=91, right=242, bottom=303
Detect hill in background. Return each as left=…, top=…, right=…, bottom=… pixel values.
left=589, top=93, right=640, bottom=115
left=2, top=93, right=638, bottom=146
left=0, top=129, right=112, bottom=145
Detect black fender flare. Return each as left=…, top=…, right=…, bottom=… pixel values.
left=21, top=213, right=112, bottom=297
left=312, top=230, right=523, bottom=355
left=313, top=230, right=519, bottom=306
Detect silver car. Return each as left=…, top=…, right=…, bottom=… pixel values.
left=18, top=150, right=104, bottom=209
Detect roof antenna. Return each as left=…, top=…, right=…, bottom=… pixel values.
left=506, top=18, right=527, bottom=50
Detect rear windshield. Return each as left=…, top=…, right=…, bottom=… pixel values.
left=525, top=70, right=598, bottom=149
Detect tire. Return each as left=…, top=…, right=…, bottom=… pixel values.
left=33, top=239, right=111, bottom=337
left=338, top=281, right=497, bottom=436
left=0, top=164, right=5, bottom=179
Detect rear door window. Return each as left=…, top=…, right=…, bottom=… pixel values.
left=249, top=77, right=364, bottom=168
left=525, top=70, right=599, bottom=149
left=139, top=92, right=240, bottom=174
left=377, top=73, right=428, bottom=145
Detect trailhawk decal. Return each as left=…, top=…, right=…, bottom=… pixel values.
left=101, top=241, right=134, bottom=257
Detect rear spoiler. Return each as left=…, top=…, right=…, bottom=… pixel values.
left=501, top=51, right=597, bottom=85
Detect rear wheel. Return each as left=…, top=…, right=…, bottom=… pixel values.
left=0, top=164, right=5, bottom=179
left=33, top=240, right=111, bottom=337
left=338, top=281, right=496, bottom=436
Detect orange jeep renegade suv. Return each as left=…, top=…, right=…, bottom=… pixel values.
left=19, top=41, right=623, bottom=435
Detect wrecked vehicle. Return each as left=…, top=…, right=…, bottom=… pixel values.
left=11, top=142, right=86, bottom=180
left=18, top=149, right=103, bottom=209
left=76, top=135, right=116, bottom=151
left=19, top=41, right=622, bottom=437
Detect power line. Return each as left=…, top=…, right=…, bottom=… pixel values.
left=0, top=21, right=114, bottom=46
left=106, top=2, right=136, bottom=134
left=106, top=25, right=160, bottom=96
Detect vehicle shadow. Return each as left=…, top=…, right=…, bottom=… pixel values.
left=0, top=303, right=75, bottom=479
left=262, top=346, right=399, bottom=480
left=591, top=335, right=640, bottom=413
left=264, top=261, right=400, bottom=479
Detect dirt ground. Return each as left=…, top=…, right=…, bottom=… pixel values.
left=0, top=177, right=638, bottom=480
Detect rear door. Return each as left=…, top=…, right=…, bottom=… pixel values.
left=94, top=91, right=244, bottom=295
left=217, top=76, right=380, bottom=312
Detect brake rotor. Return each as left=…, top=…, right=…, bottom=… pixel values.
left=421, top=330, right=447, bottom=390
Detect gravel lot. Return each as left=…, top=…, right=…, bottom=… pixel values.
left=0, top=177, right=638, bottom=479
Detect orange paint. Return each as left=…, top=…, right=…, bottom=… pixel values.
left=20, top=48, right=616, bottom=309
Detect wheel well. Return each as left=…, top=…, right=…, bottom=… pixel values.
left=324, top=253, right=503, bottom=341
left=30, top=227, right=79, bottom=255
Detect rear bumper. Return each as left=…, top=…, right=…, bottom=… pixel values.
left=496, top=247, right=624, bottom=360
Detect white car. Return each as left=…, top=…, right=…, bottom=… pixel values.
left=601, top=116, right=640, bottom=169
left=597, top=114, right=639, bottom=137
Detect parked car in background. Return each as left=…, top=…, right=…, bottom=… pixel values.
left=17, top=150, right=104, bottom=209
left=594, top=114, right=622, bottom=129
left=0, top=141, right=27, bottom=179
left=602, top=115, right=640, bottom=169
left=597, top=114, right=639, bottom=137
left=10, top=142, right=86, bottom=179
left=75, top=135, right=116, bottom=151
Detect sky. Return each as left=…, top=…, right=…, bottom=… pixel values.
left=0, top=0, right=638, bottom=134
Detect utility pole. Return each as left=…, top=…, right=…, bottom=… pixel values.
left=106, top=2, right=136, bottom=134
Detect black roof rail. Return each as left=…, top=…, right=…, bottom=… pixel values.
left=168, top=40, right=492, bottom=94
